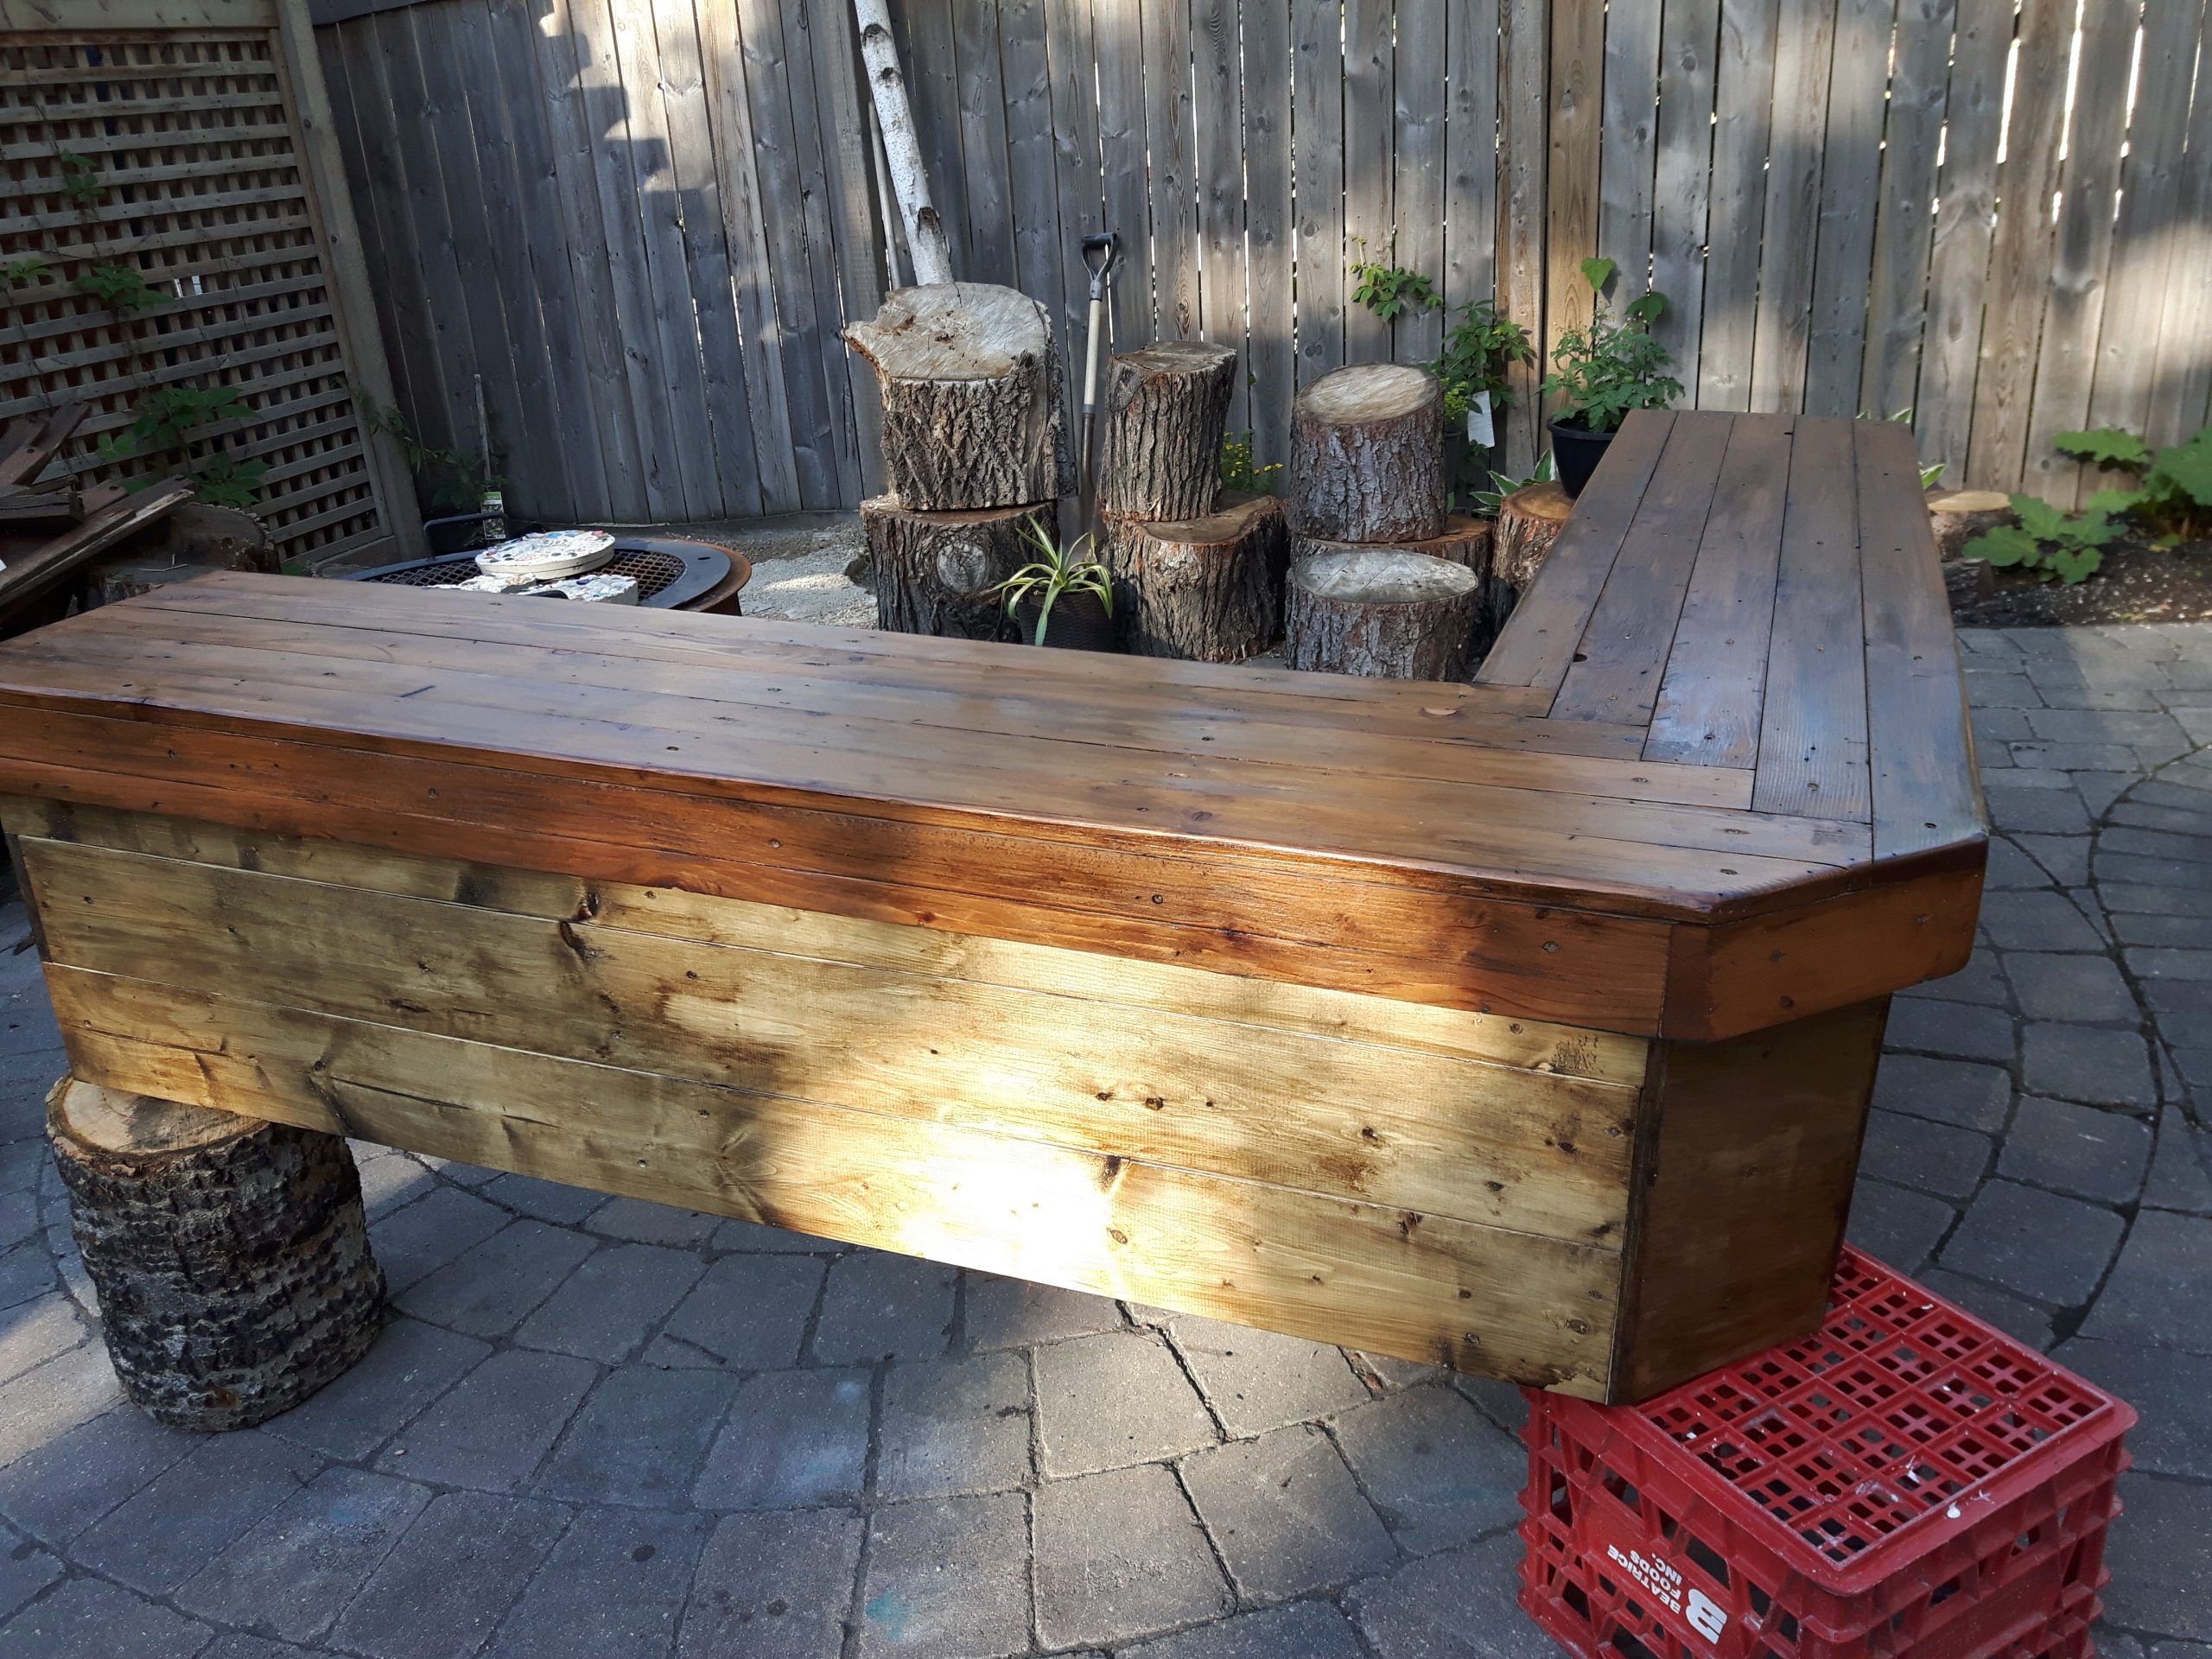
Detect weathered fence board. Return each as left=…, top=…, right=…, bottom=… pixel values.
left=308, top=0, right=2212, bottom=522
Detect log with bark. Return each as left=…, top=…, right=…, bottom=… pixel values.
left=1284, top=550, right=1484, bottom=681
left=1291, top=514, right=1501, bottom=660
left=1099, top=341, right=1237, bottom=521
left=862, top=495, right=1044, bottom=639
left=1287, top=364, right=1446, bottom=543
left=78, top=503, right=276, bottom=609
left=844, top=283, right=1072, bottom=512
left=48, top=1076, right=385, bottom=1431
left=1494, top=482, right=1573, bottom=593
left=1926, top=489, right=2014, bottom=560
left=1100, top=492, right=1287, bottom=663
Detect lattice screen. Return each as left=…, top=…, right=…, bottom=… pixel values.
left=0, top=5, right=417, bottom=572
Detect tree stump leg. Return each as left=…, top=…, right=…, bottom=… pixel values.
left=1100, top=341, right=1239, bottom=521
left=1291, top=514, right=1502, bottom=659
left=1100, top=492, right=1287, bottom=662
left=1284, top=551, right=1484, bottom=681
left=1926, top=490, right=2014, bottom=560
left=1494, top=483, right=1574, bottom=610
left=48, top=1077, right=385, bottom=1432
left=861, top=497, right=1045, bottom=640
left=1287, top=364, right=1447, bottom=543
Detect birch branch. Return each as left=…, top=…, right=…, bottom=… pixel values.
left=851, top=0, right=955, bottom=287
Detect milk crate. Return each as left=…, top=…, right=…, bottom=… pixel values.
left=1519, top=1249, right=2133, bottom=1659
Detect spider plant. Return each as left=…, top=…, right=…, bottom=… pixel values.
left=988, top=514, right=1115, bottom=646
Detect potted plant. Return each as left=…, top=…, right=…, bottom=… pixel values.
left=1541, top=258, right=1682, bottom=497
left=1431, top=299, right=1535, bottom=508
left=988, top=514, right=1117, bottom=651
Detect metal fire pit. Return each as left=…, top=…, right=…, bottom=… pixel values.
left=344, top=537, right=750, bottom=613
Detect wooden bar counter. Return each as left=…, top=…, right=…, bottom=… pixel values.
left=0, top=412, right=1983, bottom=1402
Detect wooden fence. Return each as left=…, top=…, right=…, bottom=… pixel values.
left=315, top=0, right=2212, bottom=524
left=0, top=0, right=422, bottom=572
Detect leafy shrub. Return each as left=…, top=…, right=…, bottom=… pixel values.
left=74, top=262, right=165, bottom=315
left=1349, top=247, right=1440, bottom=324
left=1432, top=300, right=1535, bottom=426
left=1965, top=495, right=2120, bottom=585
left=2055, top=424, right=2212, bottom=543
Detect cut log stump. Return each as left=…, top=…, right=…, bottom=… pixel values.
left=1288, top=364, right=1446, bottom=543
left=844, top=283, right=1073, bottom=512
left=1284, top=550, right=1484, bottom=681
left=78, top=503, right=276, bottom=609
left=1495, top=483, right=1573, bottom=594
left=1292, top=514, right=1501, bottom=661
left=862, top=495, right=1043, bottom=640
left=1100, top=341, right=1238, bottom=521
left=1926, top=489, right=2014, bottom=560
left=48, top=1076, right=385, bottom=1432
left=1101, top=492, right=1287, bottom=662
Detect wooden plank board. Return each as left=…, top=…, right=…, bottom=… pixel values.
left=1858, top=0, right=1955, bottom=428
left=951, top=0, right=1016, bottom=290
left=1141, top=0, right=1199, bottom=341
left=1042, top=0, right=1104, bottom=400
left=1290, top=0, right=1345, bottom=388
left=1649, top=0, right=1719, bottom=392
left=1390, top=3, right=1446, bottom=365
left=1442, top=0, right=1500, bottom=318
left=1752, top=416, right=1868, bottom=820
left=1746, top=0, right=1837, bottom=412
left=896, top=0, right=970, bottom=274
left=2145, top=0, right=2212, bottom=445
left=1497, top=0, right=1548, bottom=468
left=1341, top=0, right=1394, bottom=363
left=1542, top=0, right=1604, bottom=383
left=1243, top=0, right=1294, bottom=472
left=1595, top=0, right=1661, bottom=306
left=999, top=0, right=1063, bottom=321
left=1801, top=0, right=1891, bottom=416
left=796, top=0, right=885, bottom=499
left=1091, top=0, right=1153, bottom=366
left=1192, top=0, right=1249, bottom=428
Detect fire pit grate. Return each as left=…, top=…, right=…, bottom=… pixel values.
left=345, top=539, right=739, bottom=611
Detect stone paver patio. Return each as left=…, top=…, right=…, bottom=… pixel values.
left=0, top=618, right=2208, bottom=1658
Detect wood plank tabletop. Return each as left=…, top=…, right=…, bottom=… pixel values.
left=0, top=411, right=1985, bottom=1039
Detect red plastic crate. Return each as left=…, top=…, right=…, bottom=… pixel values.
left=1518, top=1248, right=2134, bottom=1659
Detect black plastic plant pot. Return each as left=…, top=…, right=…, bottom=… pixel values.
left=1548, top=416, right=1615, bottom=499
left=1016, top=588, right=1117, bottom=652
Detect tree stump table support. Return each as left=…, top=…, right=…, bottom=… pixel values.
left=48, top=1076, right=385, bottom=1431
left=1284, top=550, right=1484, bottom=680
left=1099, top=342, right=1239, bottom=521
left=1291, top=514, right=1501, bottom=659
left=862, top=497, right=1046, bottom=640
left=1288, top=365, right=1447, bottom=544
left=1495, top=482, right=1573, bottom=597
left=1101, top=492, right=1287, bottom=662
left=1926, top=490, right=2015, bottom=560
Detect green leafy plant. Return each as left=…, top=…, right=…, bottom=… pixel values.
left=1468, top=450, right=1557, bottom=518
left=1580, top=257, right=1617, bottom=294
left=1431, top=299, right=1535, bottom=425
left=58, top=152, right=105, bottom=207
left=1349, top=242, right=1441, bottom=325
left=1541, top=306, right=1681, bottom=433
left=74, top=262, right=166, bottom=315
left=187, top=450, right=270, bottom=508
left=985, top=515, right=1115, bottom=646
left=1965, top=495, right=2121, bottom=585
left=2054, top=424, right=2212, bottom=543
left=94, top=383, right=264, bottom=505
left=354, top=388, right=503, bottom=512
left=1219, top=429, right=1281, bottom=494
left=3, top=257, right=49, bottom=287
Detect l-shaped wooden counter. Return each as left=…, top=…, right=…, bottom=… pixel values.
left=0, top=411, right=1985, bottom=1402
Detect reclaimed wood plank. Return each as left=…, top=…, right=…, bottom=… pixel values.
left=1291, top=0, right=1346, bottom=387
left=1747, top=0, right=1837, bottom=412
left=1542, top=0, right=1604, bottom=383
left=1192, top=0, right=1249, bottom=428
left=2145, top=0, right=2212, bottom=445
left=1649, top=0, right=1719, bottom=393
left=1442, top=0, right=1500, bottom=315
left=1043, top=0, right=1105, bottom=397
left=1391, top=3, right=1446, bottom=365
left=1342, top=0, right=1394, bottom=362
left=1243, top=0, right=1294, bottom=471
left=797, top=0, right=887, bottom=499
left=952, top=0, right=1016, bottom=290
left=1092, top=0, right=1153, bottom=362
left=1858, top=0, right=1955, bottom=429
left=1802, top=0, right=1891, bottom=416
left=1596, top=0, right=1661, bottom=304
left=1497, top=0, right=1547, bottom=468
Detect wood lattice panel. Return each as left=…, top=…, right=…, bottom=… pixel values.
left=0, top=9, right=414, bottom=571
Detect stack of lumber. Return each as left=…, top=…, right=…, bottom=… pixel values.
left=0, top=404, right=194, bottom=637
left=1282, top=365, right=1498, bottom=679
left=1096, top=341, right=1287, bottom=663
left=847, top=283, right=1073, bottom=639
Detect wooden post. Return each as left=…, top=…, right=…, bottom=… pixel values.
left=1287, top=364, right=1447, bottom=543
left=845, top=283, right=1073, bottom=511
left=1099, top=341, right=1238, bottom=520
left=48, top=1077, right=385, bottom=1432
left=1100, top=492, right=1287, bottom=662
left=862, top=495, right=1040, bottom=639
left=1495, top=482, right=1573, bottom=593
left=1283, top=550, right=1484, bottom=681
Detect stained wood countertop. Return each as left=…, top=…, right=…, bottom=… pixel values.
left=0, top=411, right=1984, bottom=1041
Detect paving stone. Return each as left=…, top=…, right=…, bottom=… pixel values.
left=516, top=1242, right=705, bottom=1363
left=1121, top=1600, right=1367, bottom=1659
left=480, top=1173, right=605, bottom=1225
left=0, top=1186, right=38, bottom=1253
left=584, top=1195, right=719, bottom=1245
left=1869, top=1053, right=2011, bottom=1131
left=1181, top=1422, right=1396, bottom=1600
left=855, top=1491, right=1029, bottom=1659
left=2101, top=1473, right=2212, bottom=1642
left=0, top=1574, right=215, bottom=1659
left=1965, top=669, right=2041, bottom=709
left=2129, top=947, right=2212, bottom=985
left=1034, top=1331, right=1217, bottom=1477
left=175, top=1465, right=429, bottom=1643
left=642, top=1252, right=824, bottom=1372
left=1995, top=1097, right=2152, bottom=1204
left=328, top=1490, right=572, bottom=1659
left=1980, top=837, right=2049, bottom=889
left=1941, top=1181, right=2124, bottom=1305
left=2113, top=911, right=2212, bottom=949
left=264, top=1317, right=489, bottom=1462
left=2099, top=850, right=2212, bottom=888
left=1971, top=706, right=2033, bottom=744
left=415, top=1156, right=501, bottom=1187
left=2143, top=1110, right=2212, bottom=1213
left=2009, top=740, right=2141, bottom=772
left=2025, top=708, right=2189, bottom=753
left=2001, top=951, right=2137, bottom=1023
left=807, top=1251, right=956, bottom=1365
left=395, top=1219, right=596, bottom=1338
left=2020, top=1023, right=2157, bottom=1107
left=2103, top=880, right=2212, bottom=918
left=534, top=1365, right=738, bottom=1509
left=0, top=1239, right=53, bottom=1312
left=377, top=1347, right=597, bottom=1492
left=354, top=1149, right=435, bottom=1220
left=1857, top=1110, right=1993, bottom=1201
left=1881, top=998, right=2019, bottom=1063
left=2082, top=1210, right=2212, bottom=1349
left=1979, top=890, right=2107, bottom=951
left=483, top=1506, right=710, bottom=1659
left=0, top=1398, right=194, bottom=1545
left=1356, top=1351, right=1448, bottom=1389
left=876, top=1351, right=1030, bottom=1501
left=202, top=1636, right=317, bottom=1659
left=963, top=1271, right=1124, bottom=1350
left=1986, top=783, right=2093, bottom=835
left=692, top=1368, right=871, bottom=1510
left=2112, top=799, right=2212, bottom=836
left=0, top=1515, right=60, bottom=1618
left=1347, top=1532, right=1562, bottom=1659
left=73, top=1431, right=325, bottom=1594
left=1845, top=1179, right=1956, bottom=1270
left=678, top=1507, right=862, bottom=1659
left=1166, top=1313, right=1369, bottom=1435
left=2015, top=833, right=2093, bottom=886
left=709, top=1218, right=835, bottom=1254
left=1895, top=948, right=2010, bottom=1007
left=1033, top=1461, right=1230, bottom=1647
left=1451, top=1374, right=1531, bottom=1434
left=2142, top=976, right=2212, bottom=1026
left=1917, top=1268, right=2055, bottom=1349
left=0, top=1294, right=86, bottom=1388
left=2103, top=826, right=2212, bottom=867
left=2052, top=1338, right=2212, bottom=1478
left=1331, top=1384, right=1523, bottom=1554
left=369, top=1186, right=511, bottom=1293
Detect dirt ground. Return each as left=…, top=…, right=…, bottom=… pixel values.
left=1946, top=537, right=2212, bottom=626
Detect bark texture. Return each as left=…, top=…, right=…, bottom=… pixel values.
left=79, top=503, right=275, bottom=608
left=1292, top=515, right=1501, bottom=662
left=1099, top=341, right=1237, bottom=521
left=1495, top=483, right=1573, bottom=592
left=1284, top=550, right=1483, bottom=681
left=1926, top=489, right=2014, bottom=560
left=845, top=283, right=1072, bottom=511
left=862, top=495, right=1042, bottom=639
left=48, top=1077, right=385, bottom=1432
left=1101, top=492, right=1287, bottom=662
left=1287, top=364, right=1446, bottom=543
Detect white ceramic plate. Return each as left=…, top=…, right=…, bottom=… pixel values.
left=476, top=529, right=617, bottom=579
